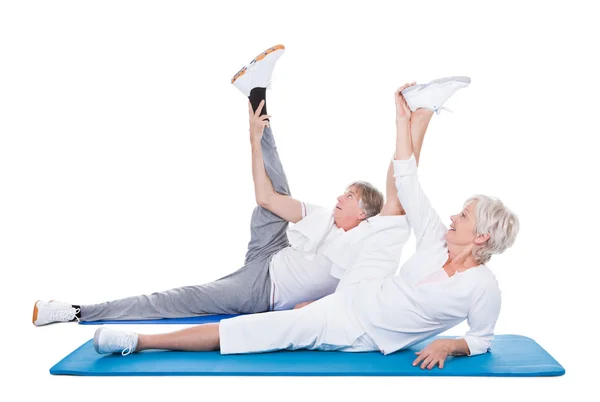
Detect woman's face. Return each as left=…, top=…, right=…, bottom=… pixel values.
left=445, top=202, right=478, bottom=246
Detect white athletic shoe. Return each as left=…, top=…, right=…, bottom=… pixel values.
left=231, top=44, right=285, bottom=96
left=402, top=76, right=471, bottom=114
left=93, top=327, right=139, bottom=356
left=32, top=300, right=80, bottom=326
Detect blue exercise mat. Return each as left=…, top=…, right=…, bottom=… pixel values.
left=50, top=334, right=564, bottom=377
left=79, top=314, right=239, bottom=325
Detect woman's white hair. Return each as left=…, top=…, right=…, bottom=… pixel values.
left=465, top=195, right=519, bottom=264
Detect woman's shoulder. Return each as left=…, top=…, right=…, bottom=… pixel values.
left=464, top=264, right=501, bottom=292
left=476, top=265, right=501, bottom=296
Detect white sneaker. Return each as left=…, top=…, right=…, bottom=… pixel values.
left=93, top=327, right=139, bottom=356
left=231, top=44, right=285, bottom=96
left=402, top=76, right=471, bottom=114
left=32, top=300, right=80, bottom=326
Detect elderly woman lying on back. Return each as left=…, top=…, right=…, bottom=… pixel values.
left=90, top=82, right=519, bottom=371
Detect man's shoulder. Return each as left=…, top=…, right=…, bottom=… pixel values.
left=301, top=202, right=333, bottom=219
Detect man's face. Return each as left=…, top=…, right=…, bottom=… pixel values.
left=333, top=185, right=366, bottom=226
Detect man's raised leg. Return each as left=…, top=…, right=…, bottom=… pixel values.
left=31, top=47, right=296, bottom=327
left=244, top=122, right=293, bottom=263
left=234, top=46, right=295, bottom=264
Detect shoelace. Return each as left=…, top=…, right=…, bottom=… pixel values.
left=107, top=333, right=135, bottom=356
left=434, top=105, right=453, bottom=115
left=50, top=307, right=81, bottom=323
left=121, top=343, right=134, bottom=356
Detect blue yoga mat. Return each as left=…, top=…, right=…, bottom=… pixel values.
left=79, top=314, right=240, bottom=325
left=50, top=334, right=564, bottom=377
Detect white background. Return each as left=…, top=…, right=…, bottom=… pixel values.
left=1, top=0, right=598, bottom=400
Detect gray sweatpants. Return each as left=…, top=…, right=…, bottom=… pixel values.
left=80, top=126, right=291, bottom=321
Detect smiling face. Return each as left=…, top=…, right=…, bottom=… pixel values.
left=445, top=202, right=478, bottom=246
left=446, top=195, right=518, bottom=266
left=333, top=185, right=366, bottom=230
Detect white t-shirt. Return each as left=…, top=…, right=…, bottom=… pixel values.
left=268, top=202, right=344, bottom=311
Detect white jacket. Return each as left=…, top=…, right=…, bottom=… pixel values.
left=285, top=204, right=411, bottom=291
left=353, top=156, right=502, bottom=356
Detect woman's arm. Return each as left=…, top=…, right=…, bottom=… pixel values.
left=460, top=287, right=502, bottom=356
left=392, top=85, right=445, bottom=247
left=412, top=338, right=470, bottom=370
left=380, top=159, right=405, bottom=216
left=382, top=83, right=414, bottom=216
left=381, top=106, right=434, bottom=217
left=394, top=105, right=414, bottom=160
left=412, top=288, right=501, bottom=369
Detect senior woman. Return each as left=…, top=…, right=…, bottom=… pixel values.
left=91, top=83, right=519, bottom=370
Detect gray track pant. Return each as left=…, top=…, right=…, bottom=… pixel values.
left=80, top=126, right=291, bottom=321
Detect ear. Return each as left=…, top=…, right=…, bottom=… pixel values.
left=474, top=233, right=490, bottom=245
left=358, top=210, right=367, bottom=221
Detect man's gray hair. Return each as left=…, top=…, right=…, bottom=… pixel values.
left=465, top=195, right=520, bottom=264
left=348, top=181, right=384, bottom=219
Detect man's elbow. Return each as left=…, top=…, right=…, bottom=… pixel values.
left=256, top=197, right=269, bottom=208
left=257, top=191, right=277, bottom=209
left=256, top=196, right=270, bottom=209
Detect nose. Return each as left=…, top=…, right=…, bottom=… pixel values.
left=337, top=195, right=343, bottom=203
left=450, top=214, right=457, bottom=222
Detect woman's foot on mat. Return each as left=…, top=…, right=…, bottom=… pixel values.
left=32, top=300, right=80, bottom=326
left=94, top=327, right=139, bottom=355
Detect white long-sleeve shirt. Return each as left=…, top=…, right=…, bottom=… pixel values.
left=352, top=155, right=501, bottom=356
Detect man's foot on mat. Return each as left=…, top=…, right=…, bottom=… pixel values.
left=231, top=44, right=285, bottom=97
left=401, top=76, right=471, bottom=114
left=32, top=300, right=80, bottom=326
left=94, top=327, right=139, bottom=355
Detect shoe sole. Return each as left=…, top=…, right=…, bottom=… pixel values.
left=231, top=44, right=285, bottom=84
left=32, top=299, right=61, bottom=326
left=402, top=76, right=471, bottom=94
left=32, top=300, right=40, bottom=325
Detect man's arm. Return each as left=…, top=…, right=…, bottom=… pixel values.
left=249, top=101, right=303, bottom=224
left=293, top=301, right=314, bottom=309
